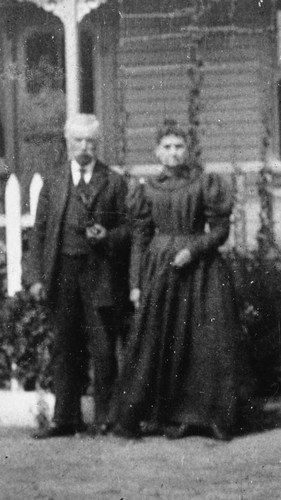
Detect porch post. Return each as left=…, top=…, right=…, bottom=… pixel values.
left=277, top=10, right=281, bottom=65
left=18, top=0, right=109, bottom=119
left=64, top=0, right=80, bottom=117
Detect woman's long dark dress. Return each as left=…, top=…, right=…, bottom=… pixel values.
left=113, top=169, right=242, bottom=436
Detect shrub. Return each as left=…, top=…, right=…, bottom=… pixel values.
left=0, top=290, right=54, bottom=390
left=226, top=249, right=281, bottom=397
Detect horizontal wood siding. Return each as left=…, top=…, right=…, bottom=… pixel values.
left=200, top=31, right=268, bottom=164
left=119, top=63, right=191, bottom=165
left=118, top=10, right=273, bottom=168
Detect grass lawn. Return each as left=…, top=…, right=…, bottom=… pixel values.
left=1, top=420, right=281, bottom=500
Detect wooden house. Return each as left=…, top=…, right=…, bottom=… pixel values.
left=0, top=0, right=280, bottom=246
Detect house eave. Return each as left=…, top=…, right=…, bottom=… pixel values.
left=0, top=0, right=110, bottom=18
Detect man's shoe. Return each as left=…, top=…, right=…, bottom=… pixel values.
left=32, top=423, right=86, bottom=439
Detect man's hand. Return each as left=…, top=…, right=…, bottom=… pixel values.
left=86, top=223, right=107, bottom=241
left=172, top=248, right=192, bottom=268
left=130, top=288, right=141, bottom=310
left=30, top=282, right=46, bottom=301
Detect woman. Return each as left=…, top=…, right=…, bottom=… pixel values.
left=112, top=119, right=243, bottom=440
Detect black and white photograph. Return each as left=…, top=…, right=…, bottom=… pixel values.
left=0, top=0, right=281, bottom=498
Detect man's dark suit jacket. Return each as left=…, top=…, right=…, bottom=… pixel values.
left=27, top=160, right=130, bottom=308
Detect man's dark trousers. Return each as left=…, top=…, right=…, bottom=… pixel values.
left=53, top=254, right=124, bottom=428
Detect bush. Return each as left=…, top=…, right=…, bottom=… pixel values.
left=226, top=249, right=281, bottom=397
left=0, top=290, right=54, bottom=390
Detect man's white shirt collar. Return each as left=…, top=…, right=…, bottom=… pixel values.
left=71, top=159, right=95, bottom=186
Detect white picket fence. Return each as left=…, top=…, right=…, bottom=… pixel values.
left=0, top=173, right=43, bottom=296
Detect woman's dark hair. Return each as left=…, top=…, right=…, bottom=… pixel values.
left=156, top=118, right=187, bottom=144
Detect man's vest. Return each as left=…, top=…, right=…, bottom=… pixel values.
left=60, top=179, right=90, bottom=256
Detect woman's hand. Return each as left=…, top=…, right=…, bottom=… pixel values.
left=172, top=248, right=192, bottom=268
left=130, top=288, right=141, bottom=309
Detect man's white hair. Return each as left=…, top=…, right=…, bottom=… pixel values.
left=64, top=113, right=100, bottom=138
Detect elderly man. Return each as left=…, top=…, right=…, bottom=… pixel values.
left=28, top=114, right=130, bottom=438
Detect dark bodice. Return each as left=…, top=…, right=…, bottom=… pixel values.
left=146, top=175, right=206, bottom=236
left=147, top=172, right=233, bottom=235
left=128, top=170, right=233, bottom=288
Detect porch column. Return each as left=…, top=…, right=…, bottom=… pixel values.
left=40, top=0, right=81, bottom=118
left=277, top=11, right=281, bottom=65
left=21, top=0, right=108, bottom=119
left=64, top=0, right=80, bottom=117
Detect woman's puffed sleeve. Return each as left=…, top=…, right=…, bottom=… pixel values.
left=127, top=179, right=154, bottom=289
left=188, top=173, right=233, bottom=260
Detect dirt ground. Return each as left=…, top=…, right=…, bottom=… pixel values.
left=1, top=400, right=281, bottom=500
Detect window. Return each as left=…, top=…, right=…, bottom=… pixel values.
left=26, top=32, right=64, bottom=93
left=25, top=30, right=94, bottom=113
left=80, top=31, right=94, bottom=114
